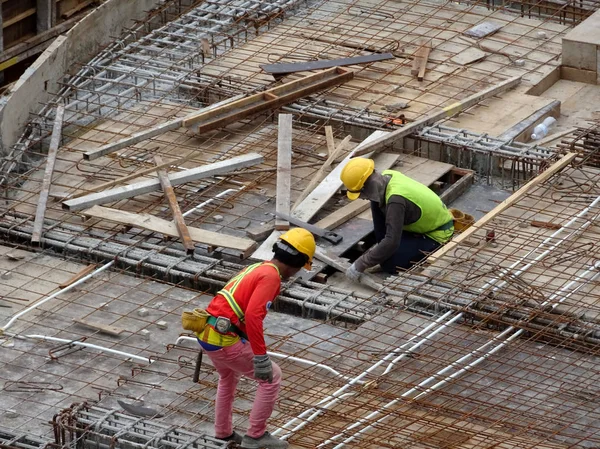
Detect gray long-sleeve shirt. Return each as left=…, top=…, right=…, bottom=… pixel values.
left=354, top=195, right=421, bottom=271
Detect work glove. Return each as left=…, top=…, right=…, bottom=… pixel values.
left=253, top=355, right=273, bottom=383
left=345, top=263, right=362, bottom=282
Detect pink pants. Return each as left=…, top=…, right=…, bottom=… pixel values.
left=205, top=340, right=282, bottom=439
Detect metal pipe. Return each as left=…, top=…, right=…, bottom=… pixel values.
left=274, top=310, right=461, bottom=438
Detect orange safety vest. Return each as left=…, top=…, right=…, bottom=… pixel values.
left=197, top=262, right=279, bottom=347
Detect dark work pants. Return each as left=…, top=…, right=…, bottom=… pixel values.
left=371, top=202, right=441, bottom=273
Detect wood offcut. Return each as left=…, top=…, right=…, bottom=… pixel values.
left=154, top=155, right=195, bottom=253
left=81, top=205, right=258, bottom=258
left=31, top=104, right=65, bottom=244
left=352, top=76, right=522, bottom=158
left=275, top=114, right=293, bottom=231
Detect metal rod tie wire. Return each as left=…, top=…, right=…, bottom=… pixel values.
left=164, top=254, right=193, bottom=281
left=135, top=249, right=160, bottom=273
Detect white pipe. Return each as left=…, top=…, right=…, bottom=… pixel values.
left=328, top=262, right=600, bottom=448
left=175, top=336, right=359, bottom=382
left=319, top=192, right=600, bottom=447
left=0, top=261, right=114, bottom=333
left=486, top=195, right=600, bottom=291
left=17, top=334, right=150, bottom=363
left=274, top=310, right=460, bottom=438
left=182, top=188, right=238, bottom=217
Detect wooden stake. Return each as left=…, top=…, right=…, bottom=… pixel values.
left=325, top=126, right=336, bottom=158
left=275, top=114, right=293, bottom=231
left=32, top=104, right=65, bottom=244
left=428, top=153, right=577, bottom=264
left=154, top=155, right=195, bottom=253
left=352, top=76, right=521, bottom=158
left=59, top=264, right=97, bottom=289
left=292, top=135, right=352, bottom=209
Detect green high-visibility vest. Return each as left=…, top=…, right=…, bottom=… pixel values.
left=383, top=170, right=454, bottom=244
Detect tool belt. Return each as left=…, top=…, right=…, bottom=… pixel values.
left=181, top=308, right=210, bottom=334
left=206, top=315, right=248, bottom=340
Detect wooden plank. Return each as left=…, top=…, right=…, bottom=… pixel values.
left=59, top=264, right=97, bottom=289
left=259, top=53, right=394, bottom=75
left=417, top=42, right=431, bottom=81
left=439, top=168, right=475, bottom=205
left=3, top=8, right=36, bottom=28
left=63, top=153, right=263, bottom=211
left=250, top=230, right=282, bottom=262
left=411, top=41, right=431, bottom=81
left=72, top=318, right=124, bottom=337
left=82, top=95, right=244, bottom=161
left=314, top=199, right=370, bottom=230
left=450, top=48, right=487, bottom=66
left=534, top=127, right=577, bottom=146
left=427, top=153, right=577, bottom=264
left=325, top=126, right=336, bottom=158
left=397, top=154, right=454, bottom=186
left=246, top=222, right=275, bottom=240
left=292, top=135, right=352, bottom=209
left=352, top=76, right=522, bottom=158
left=275, top=114, right=293, bottom=230
left=31, top=104, right=65, bottom=244
left=154, top=155, right=195, bottom=253
left=498, top=100, right=560, bottom=143
left=182, top=67, right=354, bottom=129
left=82, top=205, right=258, bottom=256
left=292, top=130, right=388, bottom=222
left=0, top=14, right=83, bottom=70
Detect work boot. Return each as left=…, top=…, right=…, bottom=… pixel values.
left=218, top=431, right=243, bottom=445
left=241, top=432, right=288, bottom=449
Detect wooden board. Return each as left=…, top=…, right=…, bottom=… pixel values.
left=31, top=104, right=65, bottom=243
left=59, top=264, right=97, bottom=289
left=447, top=90, right=558, bottom=138
left=63, top=153, right=263, bottom=211
left=82, top=205, right=257, bottom=257
left=450, top=47, right=487, bottom=66
left=72, top=318, right=124, bottom=337
left=250, top=230, right=282, bottom=262
left=396, top=154, right=455, bottom=186
left=275, top=114, right=292, bottom=230
left=293, top=135, right=352, bottom=209
left=352, top=76, right=521, bottom=158
left=314, top=200, right=370, bottom=230
left=154, top=155, right=195, bottom=253
left=292, top=130, right=388, bottom=222
left=427, top=153, right=577, bottom=264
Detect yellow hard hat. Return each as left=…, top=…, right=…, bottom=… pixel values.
left=279, top=228, right=316, bottom=270
left=340, top=158, right=375, bottom=200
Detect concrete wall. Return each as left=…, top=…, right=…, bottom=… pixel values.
left=562, top=9, right=600, bottom=84
left=0, top=0, right=163, bottom=155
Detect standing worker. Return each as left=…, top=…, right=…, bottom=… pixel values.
left=196, top=228, right=316, bottom=449
left=340, top=157, right=453, bottom=279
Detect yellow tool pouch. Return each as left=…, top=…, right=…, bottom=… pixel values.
left=181, top=308, right=210, bottom=333
left=449, top=208, right=475, bottom=233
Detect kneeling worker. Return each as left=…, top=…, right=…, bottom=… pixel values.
left=340, top=157, right=454, bottom=279
left=197, top=228, right=316, bottom=449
